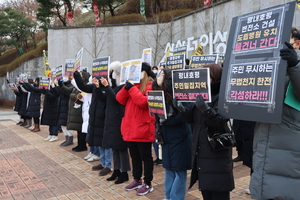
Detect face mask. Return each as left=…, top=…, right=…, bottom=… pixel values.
left=140, top=72, right=145, bottom=80
left=152, top=70, right=158, bottom=74
left=63, top=77, right=68, bottom=82
left=112, top=72, right=116, bottom=79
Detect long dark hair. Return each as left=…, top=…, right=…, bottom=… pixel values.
left=152, top=68, right=173, bottom=104
left=203, top=63, right=223, bottom=83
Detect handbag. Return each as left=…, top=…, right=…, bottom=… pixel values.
left=207, top=121, right=236, bottom=151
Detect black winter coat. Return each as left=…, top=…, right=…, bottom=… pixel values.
left=52, top=85, right=69, bottom=126
left=13, top=86, right=22, bottom=112
left=18, top=85, right=29, bottom=118
left=22, top=83, right=42, bottom=118
left=232, top=119, right=255, bottom=168
left=160, top=105, right=192, bottom=171
left=41, top=87, right=59, bottom=126
left=180, top=81, right=234, bottom=192
left=96, top=84, right=127, bottom=149
left=60, top=84, right=83, bottom=131
left=74, top=71, right=106, bottom=146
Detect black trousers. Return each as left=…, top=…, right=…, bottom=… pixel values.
left=128, top=141, right=153, bottom=185
left=201, top=191, right=230, bottom=200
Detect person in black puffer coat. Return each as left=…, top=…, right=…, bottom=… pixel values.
left=51, top=79, right=72, bottom=146
left=41, top=85, right=59, bottom=142
left=173, top=63, right=234, bottom=200
left=96, top=61, right=130, bottom=183
left=21, top=78, right=42, bottom=132
left=18, top=80, right=32, bottom=127
left=73, top=70, right=106, bottom=164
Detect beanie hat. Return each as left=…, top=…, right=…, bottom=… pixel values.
left=141, top=62, right=156, bottom=79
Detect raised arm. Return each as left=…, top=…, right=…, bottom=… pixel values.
left=73, top=71, right=94, bottom=93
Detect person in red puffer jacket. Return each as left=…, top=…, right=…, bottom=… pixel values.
left=116, top=62, right=156, bottom=196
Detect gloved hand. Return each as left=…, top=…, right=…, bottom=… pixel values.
left=172, top=98, right=186, bottom=113
left=195, top=95, right=210, bottom=112
left=125, top=80, right=134, bottom=90
left=58, top=79, right=63, bottom=87
left=19, top=81, right=23, bottom=85
left=6, top=79, right=9, bottom=84
left=280, top=41, right=299, bottom=68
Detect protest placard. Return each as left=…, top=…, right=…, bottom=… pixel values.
left=142, top=48, right=152, bottom=66
left=74, top=47, right=83, bottom=71
left=92, top=57, right=110, bottom=79
left=218, top=1, right=295, bottom=123
left=147, top=91, right=167, bottom=119
left=39, top=77, right=50, bottom=90
left=173, top=46, right=187, bottom=56
left=8, top=83, right=18, bottom=92
left=19, top=74, right=27, bottom=83
left=55, top=65, right=63, bottom=80
left=190, top=54, right=218, bottom=69
left=172, top=68, right=211, bottom=102
left=65, top=59, right=74, bottom=76
left=120, top=59, right=142, bottom=84
left=166, top=54, right=185, bottom=70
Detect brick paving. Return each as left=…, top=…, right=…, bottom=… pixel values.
left=0, top=118, right=253, bottom=200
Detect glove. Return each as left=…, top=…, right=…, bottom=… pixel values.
left=6, top=79, right=9, bottom=84
left=172, top=98, right=186, bottom=113
left=58, top=79, right=63, bottom=87
left=19, top=81, right=23, bottom=85
left=195, top=95, right=210, bottom=112
left=125, top=80, right=134, bottom=90
left=280, top=41, right=299, bottom=68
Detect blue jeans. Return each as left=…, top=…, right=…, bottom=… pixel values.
left=98, top=146, right=112, bottom=168
left=164, top=169, right=187, bottom=200
left=90, top=146, right=100, bottom=157
left=49, top=126, right=58, bottom=136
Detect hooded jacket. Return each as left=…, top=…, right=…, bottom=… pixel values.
left=250, top=50, right=300, bottom=200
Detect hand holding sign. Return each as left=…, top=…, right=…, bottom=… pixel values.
left=172, top=98, right=186, bottom=113
left=280, top=41, right=299, bottom=68
left=92, top=77, right=100, bottom=88
left=101, top=77, right=109, bottom=87
left=195, top=95, right=210, bottom=113
left=125, top=80, right=134, bottom=90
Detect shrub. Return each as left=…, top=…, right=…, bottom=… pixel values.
left=103, top=13, right=147, bottom=25
left=0, top=42, right=47, bottom=77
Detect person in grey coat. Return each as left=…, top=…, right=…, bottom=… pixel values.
left=250, top=34, right=300, bottom=199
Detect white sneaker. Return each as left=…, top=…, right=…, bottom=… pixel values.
left=29, top=125, right=35, bottom=130
left=49, top=136, right=58, bottom=142
left=44, top=135, right=52, bottom=141
left=84, top=152, right=93, bottom=160
left=245, top=188, right=251, bottom=195
left=87, top=155, right=100, bottom=162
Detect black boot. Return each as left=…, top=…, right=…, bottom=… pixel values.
left=62, top=136, right=74, bottom=146
left=60, top=136, right=69, bottom=146
left=73, top=132, right=87, bottom=152
left=115, top=172, right=129, bottom=184
left=106, top=169, right=121, bottom=181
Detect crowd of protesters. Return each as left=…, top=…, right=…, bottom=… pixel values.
left=8, top=27, right=300, bottom=200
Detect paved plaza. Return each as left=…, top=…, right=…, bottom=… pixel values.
left=0, top=109, right=252, bottom=200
